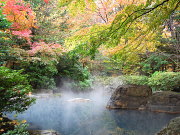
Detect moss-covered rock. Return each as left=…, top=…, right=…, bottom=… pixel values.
left=156, top=117, right=180, bottom=135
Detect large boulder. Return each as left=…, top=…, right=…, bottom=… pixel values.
left=147, top=91, right=180, bottom=113
left=156, top=117, right=180, bottom=135
left=106, top=85, right=152, bottom=109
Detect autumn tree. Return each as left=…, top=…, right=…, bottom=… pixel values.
left=27, top=0, right=70, bottom=44
left=1, top=0, right=36, bottom=39
left=0, top=0, right=37, bottom=69
left=62, top=0, right=180, bottom=74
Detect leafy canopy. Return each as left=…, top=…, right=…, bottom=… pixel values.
left=62, top=0, right=179, bottom=73
left=65, top=0, right=179, bottom=55
left=1, top=0, right=36, bottom=38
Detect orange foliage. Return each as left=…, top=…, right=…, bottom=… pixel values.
left=1, top=0, right=36, bottom=38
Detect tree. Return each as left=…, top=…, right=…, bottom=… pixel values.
left=0, top=9, right=12, bottom=66
left=0, top=0, right=37, bottom=68
left=1, top=0, right=36, bottom=39
left=29, top=0, right=70, bottom=44
left=62, top=0, right=180, bottom=73
left=0, top=66, right=34, bottom=113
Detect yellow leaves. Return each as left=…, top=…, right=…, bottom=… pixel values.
left=68, top=0, right=86, bottom=16
left=100, top=45, right=125, bottom=56
left=85, top=0, right=96, bottom=11
left=11, top=120, right=19, bottom=125
left=58, top=0, right=73, bottom=7
left=0, top=116, right=28, bottom=134
left=0, top=117, right=3, bottom=121
left=162, top=26, right=172, bottom=38
left=21, top=120, right=27, bottom=124
left=74, top=26, right=91, bottom=36
left=65, top=0, right=118, bottom=32
left=59, top=0, right=96, bottom=16
left=65, top=23, right=109, bottom=51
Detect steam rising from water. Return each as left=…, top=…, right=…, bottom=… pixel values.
left=8, top=80, right=179, bottom=135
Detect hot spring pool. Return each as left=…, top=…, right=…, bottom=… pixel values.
left=8, top=91, right=179, bottom=135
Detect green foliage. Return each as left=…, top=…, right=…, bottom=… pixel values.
left=2, top=123, right=29, bottom=135
left=97, top=71, right=180, bottom=92
left=140, top=54, right=170, bottom=74
left=65, top=24, right=110, bottom=58
left=58, top=0, right=96, bottom=16
left=23, top=61, right=58, bottom=89
left=148, top=71, right=180, bottom=91
left=95, top=76, right=122, bottom=88
left=121, top=72, right=180, bottom=91
left=65, top=0, right=179, bottom=54
left=123, top=75, right=148, bottom=85
left=0, top=9, right=11, bottom=29
left=0, top=66, right=34, bottom=113
left=0, top=10, right=13, bottom=65
left=55, top=53, right=92, bottom=90
left=31, top=0, right=69, bottom=44
left=19, top=41, right=62, bottom=89
left=63, top=0, right=179, bottom=74
left=72, top=68, right=92, bottom=90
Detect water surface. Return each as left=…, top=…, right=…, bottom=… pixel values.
left=9, top=91, right=179, bottom=135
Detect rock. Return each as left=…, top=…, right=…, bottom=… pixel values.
left=66, top=98, right=92, bottom=102
left=147, top=91, right=180, bottom=113
left=106, top=85, right=152, bottom=109
left=156, top=117, right=180, bottom=135
left=173, top=86, right=180, bottom=92
left=29, top=130, right=61, bottom=135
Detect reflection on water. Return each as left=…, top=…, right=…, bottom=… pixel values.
left=8, top=91, right=179, bottom=135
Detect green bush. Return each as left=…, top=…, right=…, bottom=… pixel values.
left=121, top=72, right=180, bottom=92
left=148, top=71, right=180, bottom=91
left=0, top=10, right=14, bottom=66
left=23, top=61, right=58, bottom=89
left=73, top=77, right=93, bottom=90
left=140, top=54, right=170, bottom=74
left=2, top=123, right=29, bottom=135
left=122, top=75, right=148, bottom=85
left=55, top=53, right=92, bottom=90
left=0, top=66, right=35, bottom=113
left=0, top=9, right=11, bottom=30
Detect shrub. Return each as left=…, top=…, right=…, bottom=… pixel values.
left=55, top=53, right=92, bottom=90
left=2, top=123, right=29, bottom=135
left=24, top=61, right=58, bottom=89
left=97, top=72, right=180, bottom=92
left=121, top=72, right=180, bottom=91
left=140, top=54, right=170, bottom=74
left=122, top=75, right=148, bottom=85
left=0, top=66, right=34, bottom=113
left=22, top=42, right=64, bottom=89
left=73, top=77, right=93, bottom=90
left=148, top=71, right=180, bottom=91
left=0, top=10, right=14, bottom=66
